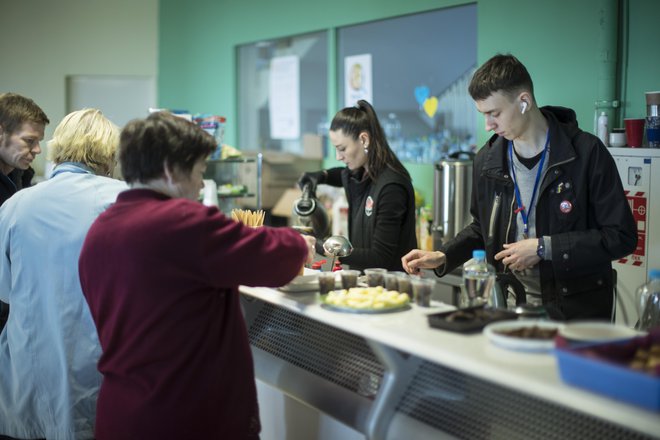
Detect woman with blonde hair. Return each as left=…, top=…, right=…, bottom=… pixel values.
left=0, top=108, right=127, bottom=439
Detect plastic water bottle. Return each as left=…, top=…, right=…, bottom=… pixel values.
left=462, top=250, right=496, bottom=308
left=636, top=269, right=660, bottom=331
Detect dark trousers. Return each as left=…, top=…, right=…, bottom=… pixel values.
left=0, top=436, right=46, bottom=440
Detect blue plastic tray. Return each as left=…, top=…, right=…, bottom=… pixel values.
left=555, top=330, right=660, bottom=412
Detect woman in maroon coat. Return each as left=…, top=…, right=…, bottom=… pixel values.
left=79, top=112, right=314, bottom=440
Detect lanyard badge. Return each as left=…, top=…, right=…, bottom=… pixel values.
left=508, top=130, right=550, bottom=239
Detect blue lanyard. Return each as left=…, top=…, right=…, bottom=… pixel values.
left=508, top=130, right=550, bottom=238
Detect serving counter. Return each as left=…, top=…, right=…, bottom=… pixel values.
left=239, top=284, right=660, bottom=440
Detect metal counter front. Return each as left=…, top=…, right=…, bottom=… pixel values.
left=239, top=286, right=660, bottom=440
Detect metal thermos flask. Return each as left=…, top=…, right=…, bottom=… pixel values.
left=432, top=152, right=474, bottom=250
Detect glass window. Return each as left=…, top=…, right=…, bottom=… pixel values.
left=337, top=5, right=477, bottom=162
left=237, top=31, right=328, bottom=154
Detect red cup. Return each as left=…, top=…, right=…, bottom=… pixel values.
left=624, top=118, right=645, bottom=148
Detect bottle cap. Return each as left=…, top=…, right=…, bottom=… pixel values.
left=650, top=269, right=660, bottom=280
left=472, top=249, right=486, bottom=260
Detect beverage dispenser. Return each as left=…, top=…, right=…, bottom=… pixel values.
left=432, top=152, right=474, bottom=250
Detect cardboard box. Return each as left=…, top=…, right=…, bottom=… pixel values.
left=302, top=133, right=324, bottom=159
left=271, top=188, right=302, bottom=219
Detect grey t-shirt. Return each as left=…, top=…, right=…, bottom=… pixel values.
left=508, top=145, right=550, bottom=305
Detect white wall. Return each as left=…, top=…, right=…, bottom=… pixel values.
left=0, top=0, right=159, bottom=176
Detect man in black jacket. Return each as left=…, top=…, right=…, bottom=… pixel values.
left=402, top=54, right=636, bottom=320
left=0, top=93, right=49, bottom=331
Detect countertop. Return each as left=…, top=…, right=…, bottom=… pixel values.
left=240, top=282, right=660, bottom=438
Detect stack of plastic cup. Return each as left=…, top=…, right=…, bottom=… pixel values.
left=646, top=91, right=660, bottom=148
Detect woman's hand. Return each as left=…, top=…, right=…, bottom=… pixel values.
left=302, top=235, right=317, bottom=264
left=401, top=249, right=446, bottom=274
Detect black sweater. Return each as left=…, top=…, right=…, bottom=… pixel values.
left=325, top=166, right=417, bottom=271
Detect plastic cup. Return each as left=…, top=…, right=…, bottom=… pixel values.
left=624, top=118, right=646, bottom=148
left=646, top=116, right=660, bottom=148
left=318, top=272, right=337, bottom=295
left=412, top=277, right=436, bottom=307
left=384, top=272, right=400, bottom=291
left=340, top=269, right=360, bottom=289
left=364, top=268, right=386, bottom=287
left=396, top=272, right=413, bottom=297
left=646, top=91, right=660, bottom=117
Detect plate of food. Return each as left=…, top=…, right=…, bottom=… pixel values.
left=484, top=320, right=564, bottom=352
left=321, top=286, right=410, bottom=314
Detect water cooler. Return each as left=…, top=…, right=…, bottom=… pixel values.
left=609, top=147, right=660, bottom=326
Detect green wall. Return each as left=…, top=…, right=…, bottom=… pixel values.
left=158, top=0, right=660, bottom=206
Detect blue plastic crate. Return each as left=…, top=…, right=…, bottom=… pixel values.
left=555, top=330, right=660, bottom=412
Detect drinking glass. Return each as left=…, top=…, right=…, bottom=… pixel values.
left=364, top=268, right=387, bottom=287
left=412, top=277, right=436, bottom=307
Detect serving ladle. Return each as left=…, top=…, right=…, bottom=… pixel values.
left=322, top=235, right=353, bottom=271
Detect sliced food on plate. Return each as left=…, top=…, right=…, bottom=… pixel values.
left=322, top=286, right=409, bottom=313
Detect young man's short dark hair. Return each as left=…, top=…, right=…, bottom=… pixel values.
left=468, top=54, right=535, bottom=102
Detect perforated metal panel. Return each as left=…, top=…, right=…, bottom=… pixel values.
left=396, top=361, right=656, bottom=440
left=248, top=302, right=384, bottom=398
left=245, top=299, right=658, bottom=440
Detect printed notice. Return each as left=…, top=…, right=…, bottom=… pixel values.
left=344, top=54, right=372, bottom=107
left=269, top=55, right=300, bottom=139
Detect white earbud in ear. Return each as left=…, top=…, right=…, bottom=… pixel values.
left=520, top=101, right=528, bottom=114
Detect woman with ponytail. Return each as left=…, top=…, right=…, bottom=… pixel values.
left=298, top=100, right=417, bottom=271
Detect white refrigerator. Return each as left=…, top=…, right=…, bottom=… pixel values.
left=608, top=147, right=660, bottom=327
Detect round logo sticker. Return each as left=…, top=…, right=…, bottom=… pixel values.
left=365, top=196, right=374, bottom=217
left=559, top=200, right=573, bottom=213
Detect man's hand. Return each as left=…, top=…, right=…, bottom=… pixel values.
left=401, top=249, right=446, bottom=274
left=494, top=238, right=541, bottom=271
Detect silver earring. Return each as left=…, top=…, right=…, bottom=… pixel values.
left=364, top=148, right=368, bottom=154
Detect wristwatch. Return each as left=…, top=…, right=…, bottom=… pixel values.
left=536, top=237, right=545, bottom=260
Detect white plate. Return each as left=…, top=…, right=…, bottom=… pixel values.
left=558, top=321, right=640, bottom=343
left=484, top=320, right=564, bottom=353
left=278, top=274, right=342, bottom=293
left=278, top=275, right=319, bottom=293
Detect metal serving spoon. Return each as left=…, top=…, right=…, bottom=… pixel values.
left=322, top=235, right=353, bottom=271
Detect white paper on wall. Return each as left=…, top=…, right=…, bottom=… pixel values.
left=344, top=54, right=372, bottom=107
left=269, top=55, right=300, bottom=140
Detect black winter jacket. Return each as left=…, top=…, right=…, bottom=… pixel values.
left=437, top=106, right=637, bottom=320
left=0, top=167, right=34, bottom=206
left=325, top=166, right=417, bottom=271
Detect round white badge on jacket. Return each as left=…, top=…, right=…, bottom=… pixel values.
left=365, top=196, right=374, bottom=217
